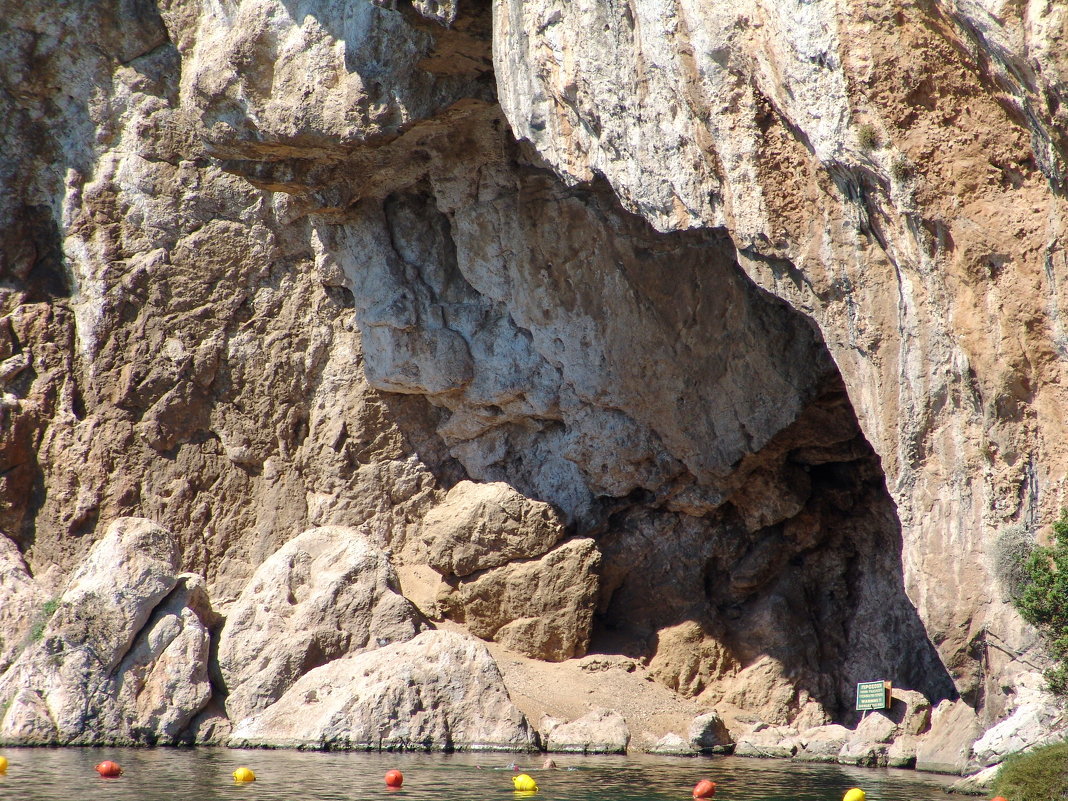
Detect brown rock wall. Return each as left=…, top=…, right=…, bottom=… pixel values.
left=1, top=0, right=1062, bottom=757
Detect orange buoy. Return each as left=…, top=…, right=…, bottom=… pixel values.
left=991, top=797, right=1008, bottom=801
left=95, top=761, right=122, bottom=778
left=385, top=769, right=404, bottom=788
left=693, top=780, right=716, bottom=798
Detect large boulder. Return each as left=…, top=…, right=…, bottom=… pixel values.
left=794, top=724, right=850, bottom=763
left=227, top=629, right=535, bottom=750
left=544, top=708, right=630, bottom=754
left=111, top=574, right=216, bottom=743
left=915, top=700, right=982, bottom=774
left=422, top=481, right=566, bottom=577
left=218, top=526, right=427, bottom=721
left=970, top=701, right=1061, bottom=767
left=888, top=689, right=933, bottom=736
left=734, top=724, right=799, bottom=759
left=439, top=538, right=600, bottom=661
left=0, top=518, right=212, bottom=744
left=688, top=710, right=734, bottom=753
left=647, top=732, right=697, bottom=756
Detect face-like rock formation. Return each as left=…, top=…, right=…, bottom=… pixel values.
left=1, top=0, right=1065, bottom=762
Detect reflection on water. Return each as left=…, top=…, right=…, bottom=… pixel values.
left=0, top=749, right=956, bottom=801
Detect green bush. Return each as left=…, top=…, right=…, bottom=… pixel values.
left=1014, top=509, right=1068, bottom=695
left=28, top=598, right=60, bottom=644
left=992, top=742, right=1068, bottom=801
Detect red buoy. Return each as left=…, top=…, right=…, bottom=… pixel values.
left=693, top=780, right=716, bottom=798
left=385, top=769, right=404, bottom=788
left=95, top=761, right=123, bottom=778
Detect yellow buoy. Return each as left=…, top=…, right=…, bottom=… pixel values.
left=0, top=755, right=7, bottom=772
left=233, top=767, right=256, bottom=783
left=512, top=773, right=538, bottom=792
left=843, top=788, right=866, bottom=801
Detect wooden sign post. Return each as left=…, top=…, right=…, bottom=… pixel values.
left=856, top=680, right=892, bottom=711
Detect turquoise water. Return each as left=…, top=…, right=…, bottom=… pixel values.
left=0, top=750, right=958, bottom=801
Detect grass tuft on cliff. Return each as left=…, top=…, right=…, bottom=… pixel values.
left=1013, top=508, right=1068, bottom=696
left=991, top=742, right=1068, bottom=801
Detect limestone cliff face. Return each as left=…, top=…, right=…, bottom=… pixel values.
left=495, top=0, right=1068, bottom=721
left=0, top=0, right=1066, bottom=762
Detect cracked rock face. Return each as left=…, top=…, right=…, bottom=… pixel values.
left=1, top=0, right=1066, bottom=757
left=0, top=518, right=212, bottom=745
left=228, top=629, right=535, bottom=750
left=218, top=525, right=428, bottom=722
left=495, top=0, right=1068, bottom=723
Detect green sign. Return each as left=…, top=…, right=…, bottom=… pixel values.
left=856, top=680, right=890, bottom=711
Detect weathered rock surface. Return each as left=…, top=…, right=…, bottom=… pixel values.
left=0, top=518, right=212, bottom=744
left=915, top=700, right=983, bottom=775
left=228, top=630, right=535, bottom=750
left=496, top=0, right=1068, bottom=733
left=794, top=725, right=851, bottom=764
left=1, top=0, right=1066, bottom=763
left=422, top=481, right=565, bottom=577
left=970, top=692, right=1066, bottom=767
left=647, top=732, right=697, bottom=756
left=688, top=711, right=734, bottom=754
left=438, top=538, right=600, bottom=661
left=0, top=535, right=47, bottom=675
left=734, top=724, right=799, bottom=760
left=112, top=574, right=216, bottom=743
left=217, top=525, right=427, bottom=721
left=543, top=708, right=630, bottom=754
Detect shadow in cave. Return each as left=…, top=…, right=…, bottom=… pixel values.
left=590, top=371, right=958, bottom=724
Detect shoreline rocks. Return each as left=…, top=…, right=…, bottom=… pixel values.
left=228, top=630, right=536, bottom=751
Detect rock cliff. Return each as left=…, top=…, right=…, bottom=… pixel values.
left=1, top=0, right=1066, bottom=769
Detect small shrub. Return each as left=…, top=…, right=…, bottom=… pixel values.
left=890, top=154, right=913, bottom=181
left=857, top=123, right=881, bottom=150
left=992, top=742, right=1068, bottom=801
left=993, top=523, right=1036, bottom=601
left=28, top=598, right=60, bottom=643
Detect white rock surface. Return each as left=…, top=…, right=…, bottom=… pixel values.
left=0, top=518, right=212, bottom=744
left=228, top=630, right=534, bottom=751
left=688, top=710, right=734, bottom=753
left=544, top=708, right=630, bottom=754
left=733, top=724, right=799, bottom=759
left=112, top=574, right=215, bottom=743
left=647, top=732, right=697, bottom=756
left=218, top=526, right=427, bottom=721
left=0, top=535, right=46, bottom=675
left=970, top=701, right=1061, bottom=767
left=794, top=724, right=850, bottom=763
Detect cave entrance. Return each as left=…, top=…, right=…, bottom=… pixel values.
left=330, top=133, right=955, bottom=729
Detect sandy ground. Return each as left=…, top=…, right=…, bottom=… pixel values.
left=438, top=621, right=703, bottom=750
left=397, top=565, right=710, bottom=750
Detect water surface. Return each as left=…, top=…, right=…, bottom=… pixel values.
left=0, top=749, right=957, bottom=801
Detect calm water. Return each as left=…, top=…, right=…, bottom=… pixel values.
left=0, top=750, right=958, bottom=801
